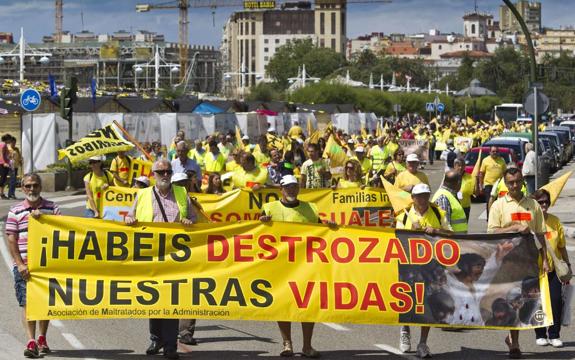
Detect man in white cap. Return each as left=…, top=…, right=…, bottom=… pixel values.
left=395, top=183, right=452, bottom=358
left=352, top=146, right=371, bottom=177
left=346, top=138, right=356, bottom=156
left=134, top=176, right=150, bottom=189
left=394, top=154, right=429, bottom=192
left=261, top=174, right=328, bottom=358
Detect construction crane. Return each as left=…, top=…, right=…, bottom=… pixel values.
left=136, top=0, right=392, bottom=82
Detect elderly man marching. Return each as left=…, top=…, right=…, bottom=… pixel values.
left=125, top=159, right=196, bottom=360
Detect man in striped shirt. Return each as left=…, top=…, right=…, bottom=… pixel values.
left=6, top=173, right=61, bottom=358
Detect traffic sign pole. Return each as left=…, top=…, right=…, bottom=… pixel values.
left=20, top=88, right=41, bottom=172
left=534, top=87, right=538, bottom=189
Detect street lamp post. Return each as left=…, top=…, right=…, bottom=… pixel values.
left=224, top=58, right=264, bottom=100
left=0, top=28, right=52, bottom=82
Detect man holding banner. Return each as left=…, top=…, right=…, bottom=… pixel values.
left=261, top=175, right=324, bottom=358
left=6, top=173, right=61, bottom=358
left=125, top=159, right=196, bottom=359
left=395, top=183, right=451, bottom=358
left=487, top=167, right=549, bottom=359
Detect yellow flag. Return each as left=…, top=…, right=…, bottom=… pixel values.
left=381, top=177, right=412, bottom=213
left=235, top=126, right=243, bottom=149
left=541, top=171, right=573, bottom=206
left=467, top=116, right=476, bottom=126
left=442, top=128, right=451, bottom=143
left=128, top=158, right=154, bottom=185
left=376, top=122, right=383, bottom=138
left=308, top=130, right=321, bottom=144
left=323, top=135, right=347, bottom=168
left=471, top=149, right=482, bottom=178
left=361, top=124, right=368, bottom=138
left=306, top=116, right=313, bottom=136
left=57, top=124, right=134, bottom=163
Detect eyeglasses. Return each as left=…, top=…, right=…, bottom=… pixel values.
left=346, top=166, right=354, bottom=170
left=23, top=183, right=40, bottom=189
left=154, top=170, right=173, bottom=176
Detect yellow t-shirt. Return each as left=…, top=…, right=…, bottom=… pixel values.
left=110, top=156, right=131, bottom=187
left=459, top=173, right=474, bottom=208
left=83, top=171, right=113, bottom=211
left=396, top=204, right=451, bottom=231
left=232, top=167, right=269, bottom=189
left=338, top=179, right=362, bottom=188
left=394, top=170, right=429, bottom=192
left=226, top=160, right=241, bottom=173
left=487, top=194, right=546, bottom=244
left=480, top=156, right=507, bottom=186
left=288, top=125, right=304, bottom=139
left=384, top=161, right=406, bottom=178
left=545, top=214, right=566, bottom=272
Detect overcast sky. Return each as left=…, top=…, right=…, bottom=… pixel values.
left=0, top=0, right=571, bottom=46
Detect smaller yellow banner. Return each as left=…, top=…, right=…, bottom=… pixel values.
left=58, top=124, right=134, bottom=163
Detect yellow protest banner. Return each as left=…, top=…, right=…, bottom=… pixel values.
left=28, top=215, right=552, bottom=330
left=101, top=187, right=394, bottom=227
left=57, top=124, right=134, bottom=163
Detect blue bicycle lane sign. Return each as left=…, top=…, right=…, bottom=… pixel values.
left=20, top=88, right=41, bottom=112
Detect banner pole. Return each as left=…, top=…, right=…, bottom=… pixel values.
left=113, top=120, right=153, bottom=161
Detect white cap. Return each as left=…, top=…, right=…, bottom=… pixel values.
left=268, top=126, right=276, bottom=133
left=171, top=172, right=188, bottom=183
left=88, top=155, right=106, bottom=162
left=242, top=135, right=249, bottom=140
left=135, top=176, right=150, bottom=186
left=355, top=146, right=365, bottom=153
left=412, top=183, right=431, bottom=195
left=295, top=138, right=304, bottom=144
left=280, top=175, right=298, bottom=186
left=347, top=139, right=354, bottom=144
left=406, top=153, right=420, bottom=162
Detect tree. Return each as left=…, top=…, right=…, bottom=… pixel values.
left=266, top=39, right=346, bottom=89
left=246, top=83, right=283, bottom=102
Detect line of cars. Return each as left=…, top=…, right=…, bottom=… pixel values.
left=463, top=119, right=575, bottom=201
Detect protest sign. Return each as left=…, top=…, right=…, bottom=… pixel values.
left=28, top=215, right=551, bottom=330
left=57, top=124, right=134, bottom=163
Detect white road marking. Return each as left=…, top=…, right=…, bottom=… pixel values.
left=567, top=246, right=575, bottom=252
left=62, top=333, right=86, bottom=349
left=59, top=200, right=88, bottom=209
left=0, top=222, right=13, bottom=270
left=322, top=323, right=350, bottom=331
left=478, top=210, right=487, bottom=220
left=374, top=343, right=409, bottom=357
left=51, top=320, right=64, bottom=328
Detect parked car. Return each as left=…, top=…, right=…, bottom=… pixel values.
left=540, top=132, right=567, bottom=165
left=540, top=137, right=560, bottom=172
left=546, top=126, right=573, bottom=160
left=559, top=120, right=575, bottom=139
left=464, top=147, right=513, bottom=174
left=483, top=137, right=527, bottom=167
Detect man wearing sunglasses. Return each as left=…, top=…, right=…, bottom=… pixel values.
left=6, top=173, right=61, bottom=358
left=125, top=159, right=196, bottom=359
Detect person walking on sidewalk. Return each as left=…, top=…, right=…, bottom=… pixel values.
left=7, top=135, right=22, bottom=199
left=6, top=173, right=61, bottom=358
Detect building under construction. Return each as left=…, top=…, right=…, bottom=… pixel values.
left=0, top=30, right=221, bottom=95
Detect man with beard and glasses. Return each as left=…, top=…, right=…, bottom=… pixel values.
left=125, top=159, right=196, bottom=359
left=6, top=173, right=61, bottom=358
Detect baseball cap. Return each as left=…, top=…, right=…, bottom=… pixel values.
left=280, top=175, right=298, bottom=186
left=412, top=183, right=431, bottom=195
left=347, top=139, right=355, bottom=144
left=355, top=146, right=365, bottom=153
left=242, top=135, right=249, bottom=140
left=135, top=176, right=150, bottom=186
left=268, top=127, right=276, bottom=133
left=88, top=155, right=106, bottom=162
left=406, top=154, right=420, bottom=162
left=171, top=172, right=188, bottom=183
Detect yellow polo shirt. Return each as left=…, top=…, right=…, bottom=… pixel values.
left=396, top=204, right=451, bottom=231
left=232, top=167, right=269, bottom=189
left=480, top=156, right=507, bottom=186
left=459, top=173, right=474, bottom=208
left=394, top=170, right=429, bottom=192
left=487, top=194, right=546, bottom=248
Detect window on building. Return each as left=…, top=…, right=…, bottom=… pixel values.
left=264, top=47, right=268, bottom=52
left=471, top=24, right=476, bottom=34
left=438, top=45, right=442, bottom=50
left=320, top=39, right=325, bottom=47
left=252, top=22, right=256, bottom=35
left=466, top=44, right=470, bottom=49
left=320, top=13, right=325, bottom=35
left=264, top=56, right=269, bottom=61
left=240, top=23, right=243, bottom=35
left=275, top=39, right=280, bottom=44
left=331, top=38, right=336, bottom=49
left=331, top=12, right=336, bottom=35
left=264, top=39, right=268, bottom=44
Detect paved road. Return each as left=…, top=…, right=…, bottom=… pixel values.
left=1, top=161, right=575, bottom=360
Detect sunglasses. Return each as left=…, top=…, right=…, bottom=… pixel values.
left=537, top=199, right=550, bottom=205
left=154, top=170, right=173, bottom=176
left=23, top=183, right=40, bottom=189
left=346, top=166, right=354, bottom=169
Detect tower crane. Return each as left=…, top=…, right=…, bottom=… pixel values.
left=136, top=0, right=392, bottom=82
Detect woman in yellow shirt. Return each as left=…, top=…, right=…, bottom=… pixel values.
left=335, top=159, right=363, bottom=189
left=384, top=149, right=406, bottom=183
left=83, top=155, right=114, bottom=218
left=531, top=189, right=571, bottom=347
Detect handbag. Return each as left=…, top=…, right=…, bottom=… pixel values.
left=548, top=247, right=573, bottom=282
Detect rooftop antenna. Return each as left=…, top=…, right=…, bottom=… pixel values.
left=81, top=10, right=84, bottom=31
left=474, top=0, right=478, bottom=13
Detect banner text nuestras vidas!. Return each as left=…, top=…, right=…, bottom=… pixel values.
left=45, top=229, right=461, bottom=266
